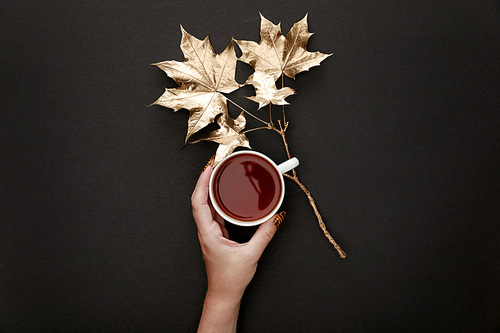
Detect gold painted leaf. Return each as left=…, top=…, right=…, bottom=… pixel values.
left=153, top=86, right=228, bottom=140
left=192, top=112, right=251, bottom=165
left=236, top=13, right=331, bottom=80
left=152, top=27, right=240, bottom=141
left=246, top=71, right=295, bottom=109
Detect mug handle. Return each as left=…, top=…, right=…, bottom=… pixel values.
left=277, top=157, right=299, bottom=174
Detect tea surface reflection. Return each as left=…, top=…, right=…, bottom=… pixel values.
left=213, top=154, right=282, bottom=222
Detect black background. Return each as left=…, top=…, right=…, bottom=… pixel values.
left=1, top=1, right=499, bottom=332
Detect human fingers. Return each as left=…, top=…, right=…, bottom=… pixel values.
left=246, top=211, right=286, bottom=256
left=191, top=161, right=215, bottom=235
left=214, top=211, right=229, bottom=238
left=208, top=200, right=229, bottom=239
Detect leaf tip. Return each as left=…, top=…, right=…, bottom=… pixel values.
left=179, top=142, right=190, bottom=151
left=324, top=52, right=334, bottom=59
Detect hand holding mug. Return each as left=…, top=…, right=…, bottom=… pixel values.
left=192, top=156, right=288, bottom=332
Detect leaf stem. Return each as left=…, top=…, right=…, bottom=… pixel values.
left=281, top=75, right=287, bottom=125
left=227, top=98, right=268, bottom=125
left=269, top=104, right=274, bottom=127
left=242, top=126, right=270, bottom=134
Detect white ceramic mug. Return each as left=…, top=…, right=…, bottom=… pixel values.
left=209, top=150, right=299, bottom=226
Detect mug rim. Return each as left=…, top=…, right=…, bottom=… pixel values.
left=209, top=150, right=285, bottom=227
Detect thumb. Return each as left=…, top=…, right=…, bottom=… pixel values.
left=247, top=211, right=286, bottom=255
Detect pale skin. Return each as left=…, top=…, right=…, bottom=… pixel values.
left=191, top=163, right=280, bottom=333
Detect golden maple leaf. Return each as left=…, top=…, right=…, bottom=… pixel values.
left=152, top=27, right=240, bottom=141
left=246, top=71, right=295, bottom=109
left=192, top=112, right=251, bottom=165
left=236, top=13, right=331, bottom=80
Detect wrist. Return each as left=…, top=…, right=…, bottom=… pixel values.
left=198, top=289, right=242, bottom=333
left=206, top=286, right=244, bottom=305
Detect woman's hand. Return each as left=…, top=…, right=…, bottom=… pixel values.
left=191, top=159, right=284, bottom=332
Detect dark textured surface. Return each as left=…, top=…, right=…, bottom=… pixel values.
left=1, top=1, right=499, bottom=332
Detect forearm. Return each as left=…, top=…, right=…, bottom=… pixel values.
left=197, top=290, right=242, bottom=333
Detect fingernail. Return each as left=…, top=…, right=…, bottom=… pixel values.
left=274, top=211, right=286, bottom=229
left=203, top=154, right=216, bottom=171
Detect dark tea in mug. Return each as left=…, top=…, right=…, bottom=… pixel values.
left=212, top=153, right=282, bottom=222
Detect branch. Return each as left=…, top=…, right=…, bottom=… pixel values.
left=262, top=102, right=346, bottom=258
left=274, top=121, right=296, bottom=178
left=284, top=173, right=347, bottom=258
left=269, top=115, right=346, bottom=258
